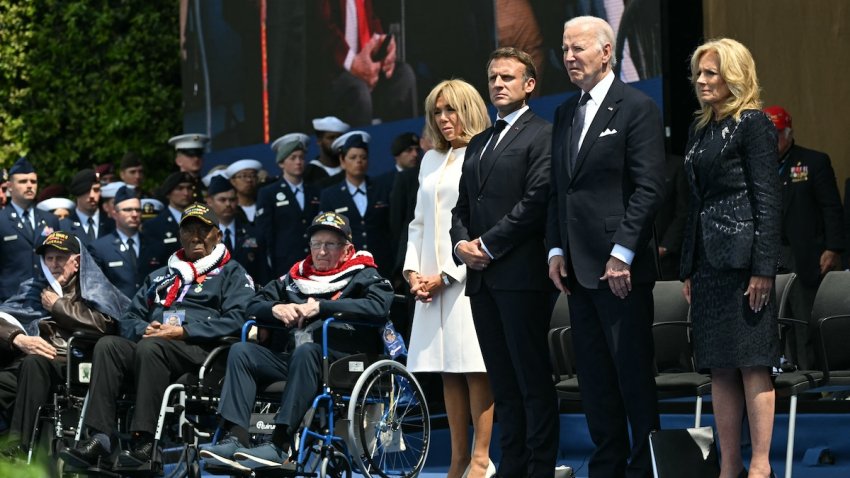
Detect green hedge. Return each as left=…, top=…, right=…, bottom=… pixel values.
left=0, top=0, right=181, bottom=188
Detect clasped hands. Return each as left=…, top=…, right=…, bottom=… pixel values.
left=143, top=321, right=186, bottom=340
left=456, top=238, right=491, bottom=271
left=272, top=297, right=321, bottom=328
left=408, top=272, right=444, bottom=303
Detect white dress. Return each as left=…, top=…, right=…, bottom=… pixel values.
left=403, top=147, right=486, bottom=373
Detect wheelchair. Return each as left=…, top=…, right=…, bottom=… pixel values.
left=200, top=315, right=431, bottom=478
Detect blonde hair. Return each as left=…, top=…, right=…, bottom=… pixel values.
left=690, top=38, right=762, bottom=129
left=423, top=79, right=491, bottom=152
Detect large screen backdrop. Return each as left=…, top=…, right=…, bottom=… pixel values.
left=181, top=0, right=663, bottom=174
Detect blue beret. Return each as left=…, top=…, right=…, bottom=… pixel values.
left=207, top=175, right=234, bottom=196
left=113, top=185, right=137, bottom=206
left=9, top=157, right=35, bottom=176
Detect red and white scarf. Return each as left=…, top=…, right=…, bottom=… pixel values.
left=288, top=250, right=376, bottom=296
left=149, top=243, right=231, bottom=307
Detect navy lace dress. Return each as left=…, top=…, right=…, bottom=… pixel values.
left=682, top=110, right=781, bottom=371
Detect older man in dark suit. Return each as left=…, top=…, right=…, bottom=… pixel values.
left=450, top=47, right=556, bottom=478
left=546, top=16, right=665, bottom=478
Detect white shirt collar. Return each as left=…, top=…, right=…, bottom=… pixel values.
left=585, top=70, right=615, bottom=105
left=284, top=178, right=303, bottom=192
left=116, top=229, right=139, bottom=245
left=495, top=104, right=530, bottom=126
left=75, top=208, right=99, bottom=225
left=168, top=205, right=183, bottom=223
left=345, top=179, right=366, bottom=195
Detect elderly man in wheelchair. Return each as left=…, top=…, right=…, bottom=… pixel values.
left=199, top=211, right=400, bottom=472
left=59, top=203, right=256, bottom=471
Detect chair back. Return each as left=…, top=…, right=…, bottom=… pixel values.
left=774, top=273, right=796, bottom=320
left=652, top=280, right=693, bottom=373
left=811, top=271, right=850, bottom=371
left=549, top=292, right=570, bottom=329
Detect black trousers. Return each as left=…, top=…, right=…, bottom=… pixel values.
left=469, top=282, right=558, bottom=478
left=218, top=342, right=348, bottom=438
left=0, top=355, right=64, bottom=446
left=568, top=283, right=659, bottom=478
left=83, top=336, right=210, bottom=436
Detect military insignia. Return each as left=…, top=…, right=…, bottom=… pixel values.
left=119, top=244, right=127, bottom=252
left=790, top=163, right=809, bottom=183
left=257, top=208, right=264, bottom=216
left=276, top=192, right=285, bottom=201
left=17, top=223, right=22, bottom=229
left=166, top=232, right=172, bottom=237
left=3, top=235, right=17, bottom=242
left=194, top=284, right=204, bottom=293
left=242, top=237, right=258, bottom=248
left=276, top=200, right=290, bottom=206
left=42, top=226, right=53, bottom=235
left=10, top=212, right=16, bottom=219
left=73, top=221, right=81, bottom=227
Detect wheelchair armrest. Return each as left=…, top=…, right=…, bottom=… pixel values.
left=71, top=330, right=104, bottom=343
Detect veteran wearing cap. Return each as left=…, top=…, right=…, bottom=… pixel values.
left=62, top=203, right=255, bottom=470
left=89, top=186, right=145, bottom=299
left=169, top=133, right=209, bottom=202
left=764, top=105, right=845, bottom=369
left=303, top=116, right=349, bottom=185
left=0, top=231, right=127, bottom=457
left=60, top=168, right=115, bottom=246
left=256, top=133, right=322, bottom=277
left=225, top=159, right=264, bottom=223
left=206, top=176, right=270, bottom=285
left=0, top=158, right=61, bottom=301
left=139, top=172, right=196, bottom=277
left=199, top=211, right=393, bottom=469
left=319, top=132, right=394, bottom=278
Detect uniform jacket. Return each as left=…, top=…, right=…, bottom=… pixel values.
left=320, top=177, right=393, bottom=278
left=0, top=205, right=61, bottom=301
left=546, top=78, right=666, bottom=289
left=228, top=217, right=272, bottom=285
left=451, top=109, right=553, bottom=294
left=60, top=210, right=115, bottom=248
left=680, top=110, right=781, bottom=279
left=779, top=142, right=845, bottom=285
left=118, top=260, right=254, bottom=343
left=89, top=231, right=145, bottom=300
left=255, top=179, right=321, bottom=278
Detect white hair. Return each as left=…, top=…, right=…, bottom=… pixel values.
left=564, top=16, right=618, bottom=69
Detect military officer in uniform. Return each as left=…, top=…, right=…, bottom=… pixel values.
left=304, top=116, right=349, bottom=185
left=169, top=133, right=210, bottom=203
left=89, top=186, right=144, bottom=299
left=0, top=158, right=61, bottom=301
left=206, top=176, right=269, bottom=285
left=256, top=133, right=321, bottom=278
left=138, top=172, right=195, bottom=277
left=319, top=132, right=394, bottom=278
left=60, top=168, right=115, bottom=247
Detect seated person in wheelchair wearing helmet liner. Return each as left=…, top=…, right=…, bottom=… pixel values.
left=201, top=211, right=394, bottom=470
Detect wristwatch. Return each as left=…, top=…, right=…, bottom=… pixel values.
left=440, top=272, right=451, bottom=286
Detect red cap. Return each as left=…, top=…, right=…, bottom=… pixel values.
left=763, top=106, right=792, bottom=131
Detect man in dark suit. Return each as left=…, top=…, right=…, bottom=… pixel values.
left=764, top=106, right=844, bottom=369
left=450, top=47, right=556, bottom=478
left=138, top=172, right=195, bottom=277
left=90, top=186, right=144, bottom=300
left=320, top=133, right=394, bottom=280
left=547, top=17, right=665, bottom=478
left=60, top=168, right=115, bottom=248
left=257, top=133, right=322, bottom=278
left=0, top=158, right=61, bottom=301
left=207, top=176, right=270, bottom=285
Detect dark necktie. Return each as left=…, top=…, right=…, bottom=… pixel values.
left=480, top=119, right=508, bottom=166
left=126, top=238, right=137, bottom=269
left=352, top=188, right=365, bottom=196
left=224, top=228, right=233, bottom=251
left=86, top=217, right=96, bottom=241
left=569, top=92, right=591, bottom=172
left=21, top=209, right=34, bottom=239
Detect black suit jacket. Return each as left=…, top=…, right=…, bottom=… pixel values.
left=450, top=108, right=552, bottom=294
left=60, top=210, right=115, bottom=248
left=780, top=142, right=844, bottom=286
left=680, top=111, right=781, bottom=279
left=546, top=78, right=666, bottom=289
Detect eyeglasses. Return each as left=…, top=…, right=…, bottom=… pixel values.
left=233, top=173, right=258, bottom=181
left=309, top=241, right=345, bottom=251
left=117, top=207, right=142, bottom=213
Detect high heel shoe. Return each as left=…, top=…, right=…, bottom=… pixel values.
left=461, top=459, right=496, bottom=478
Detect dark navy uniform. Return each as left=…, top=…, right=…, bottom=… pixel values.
left=138, top=208, right=181, bottom=278
left=0, top=206, right=60, bottom=301
left=89, top=231, right=144, bottom=300
left=319, top=178, right=393, bottom=278
left=60, top=210, right=115, bottom=248
left=255, top=180, right=321, bottom=278
left=225, top=218, right=271, bottom=286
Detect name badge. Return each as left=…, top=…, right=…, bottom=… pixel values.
left=163, top=309, right=186, bottom=326
left=276, top=200, right=290, bottom=207
left=335, top=207, right=349, bottom=213
left=163, top=237, right=178, bottom=244
left=3, top=235, right=17, bottom=242
left=108, top=261, right=124, bottom=267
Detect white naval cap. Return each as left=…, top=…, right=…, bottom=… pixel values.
left=36, top=197, right=75, bottom=213
left=312, top=116, right=350, bottom=133
left=100, top=181, right=127, bottom=199
left=225, top=159, right=263, bottom=178
left=330, top=130, right=371, bottom=154
left=168, top=133, right=210, bottom=151
left=201, top=166, right=229, bottom=187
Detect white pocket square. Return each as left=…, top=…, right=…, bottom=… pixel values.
left=599, top=128, right=618, bottom=137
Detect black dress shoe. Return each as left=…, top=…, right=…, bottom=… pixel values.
left=738, top=468, right=748, bottom=478
left=116, top=440, right=156, bottom=468
left=60, top=437, right=110, bottom=468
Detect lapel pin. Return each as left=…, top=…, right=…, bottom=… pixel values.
left=607, top=106, right=614, bottom=111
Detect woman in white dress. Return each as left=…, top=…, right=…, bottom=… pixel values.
left=403, top=79, right=494, bottom=478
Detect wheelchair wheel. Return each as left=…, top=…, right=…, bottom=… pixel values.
left=320, top=449, right=352, bottom=478
left=347, top=360, right=429, bottom=478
